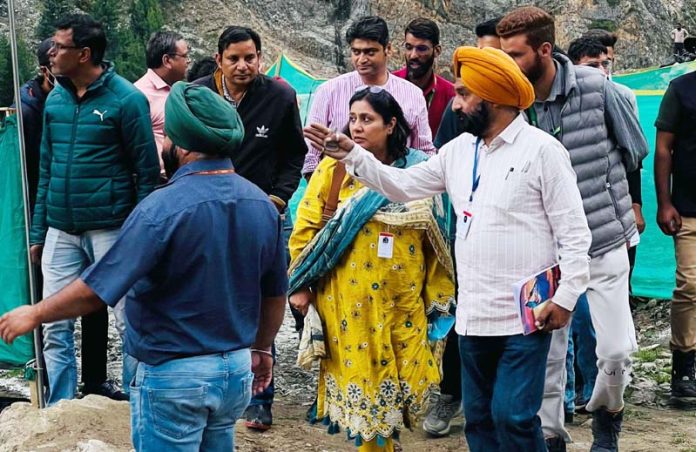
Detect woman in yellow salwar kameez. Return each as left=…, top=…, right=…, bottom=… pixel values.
left=290, top=88, right=455, bottom=451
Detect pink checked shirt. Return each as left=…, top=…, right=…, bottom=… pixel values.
left=301, top=71, right=436, bottom=175
left=134, top=69, right=170, bottom=169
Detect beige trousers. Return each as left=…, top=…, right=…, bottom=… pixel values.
left=672, top=217, right=696, bottom=352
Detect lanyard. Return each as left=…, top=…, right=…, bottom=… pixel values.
left=525, top=106, right=538, bottom=128
left=526, top=105, right=562, bottom=139
left=469, top=138, right=482, bottom=203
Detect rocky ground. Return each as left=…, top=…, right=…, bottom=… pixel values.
left=1, top=299, right=695, bottom=451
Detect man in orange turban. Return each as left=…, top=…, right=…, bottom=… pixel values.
left=441, top=46, right=535, bottom=140
left=306, top=39, right=591, bottom=452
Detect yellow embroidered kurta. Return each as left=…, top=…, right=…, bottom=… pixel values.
left=289, top=157, right=455, bottom=442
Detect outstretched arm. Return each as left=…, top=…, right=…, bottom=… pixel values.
left=304, top=123, right=447, bottom=203
left=0, top=279, right=103, bottom=344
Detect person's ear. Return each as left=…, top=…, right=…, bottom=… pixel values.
left=385, top=42, right=392, bottom=57
left=214, top=53, right=223, bottom=69
left=539, top=42, right=553, bottom=58
left=386, top=117, right=397, bottom=135
left=434, top=44, right=442, bottom=58
left=78, top=47, right=91, bottom=65
left=162, top=53, right=173, bottom=69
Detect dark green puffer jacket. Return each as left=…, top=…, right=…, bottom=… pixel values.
left=30, top=63, right=159, bottom=244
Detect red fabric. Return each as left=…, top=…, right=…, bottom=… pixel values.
left=393, top=67, right=455, bottom=138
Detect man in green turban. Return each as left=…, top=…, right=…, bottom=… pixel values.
left=161, top=81, right=245, bottom=177
left=0, top=81, right=289, bottom=450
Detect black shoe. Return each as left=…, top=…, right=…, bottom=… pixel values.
left=564, top=411, right=574, bottom=424
left=575, top=400, right=590, bottom=415
left=82, top=379, right=129, bottom=401
left=671, top=350, right=696, bottom=406
left=546, top=436, right=567, bottom=452
left=591, top=408, right=623, bottom=452
left=244, top=404, right=272, bottom=430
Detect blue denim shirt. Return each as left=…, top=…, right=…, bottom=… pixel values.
left=82, top=158, right=288, bottom=365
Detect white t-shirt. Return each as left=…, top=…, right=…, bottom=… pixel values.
left=671, top=28, right=689, bottom=43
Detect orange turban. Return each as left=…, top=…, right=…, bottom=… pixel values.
left=452, top=46, right=535, bottom=110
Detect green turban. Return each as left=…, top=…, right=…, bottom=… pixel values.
left=164, top=82, right=244, bottom=156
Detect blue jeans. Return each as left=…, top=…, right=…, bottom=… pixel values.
left=130, top=350, right=253, bottom=451
left=564, top=294, right=597, bottom=412
left=459, top=333, right=551, bottom=452
left=41, top=227, right=126, bottom=405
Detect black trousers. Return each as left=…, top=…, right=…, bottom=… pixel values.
left=81, top=305, right=108, bottom=388
left=440, top=326, right=462, bottom=400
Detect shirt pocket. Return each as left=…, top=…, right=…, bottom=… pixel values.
left=501, top=170, right=536, bottom=212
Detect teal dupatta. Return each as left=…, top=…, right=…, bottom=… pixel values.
left=288, top=149, right=448, bottom=297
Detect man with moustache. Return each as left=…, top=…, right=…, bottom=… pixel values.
left=301, top=15, right=435, bottom=179
left=194, top=25, right=307, bottom=430
left=420, top=20, right=502, bottom=435
left=498, top=7, right=648, bottom=451
left=134, top=31, right=191, bottom=172
left=393, top=18, right=455, bottom=139
left=307, top=46, right=591, bottom=451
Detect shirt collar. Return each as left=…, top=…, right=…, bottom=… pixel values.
left=145, top=69, right=170, bottom=91
left=469, top=114, right=527, bottom=148
left=169, top=158, right=234, bottom=183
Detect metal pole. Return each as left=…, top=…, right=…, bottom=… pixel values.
left=7, top=0, right=46, bottom=408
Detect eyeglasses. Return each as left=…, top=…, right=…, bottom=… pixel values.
left=168, top=53, right=191, bottom=62
left=403, top=43, right=433, bottom=54
left=51, top=42, right=82, bottom=52
left=354, top=85, right=386, bottom=94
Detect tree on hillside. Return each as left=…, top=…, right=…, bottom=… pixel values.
left=0, top=35, right=37, bottom=107
left=130, top=0, right=165, bottom=44
left=114, top=29, right=146, bottom=82
left=35, top=0, right=76, bottom=39
left=90, top=0, right=120, bottom=59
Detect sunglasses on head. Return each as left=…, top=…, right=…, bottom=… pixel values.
left=355, top=85, right=386, bottom=95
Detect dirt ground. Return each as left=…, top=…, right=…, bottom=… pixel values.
left=1, top=300, right=695, bottom=451
left=234, top=399, right=696, bottom=452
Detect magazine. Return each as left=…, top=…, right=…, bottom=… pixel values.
left=513, top=264, right=561, bottom=335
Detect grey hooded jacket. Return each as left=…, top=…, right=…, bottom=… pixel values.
left=528, top=54, right=648, bottom=257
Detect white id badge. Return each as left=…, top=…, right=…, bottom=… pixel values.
left=377, top=232, right=394, bottom=258
left=458, top=210, right=473, bottom=239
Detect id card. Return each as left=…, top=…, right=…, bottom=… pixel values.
left=377, top=232, right=394, bottom=259
left=458, top=210, right=473, bottom=239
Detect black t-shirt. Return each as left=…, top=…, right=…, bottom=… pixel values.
left=655, top=72, right=696, bottom=216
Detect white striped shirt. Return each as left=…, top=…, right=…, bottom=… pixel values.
left=341, top=114, right=591, bottom=336
left=301, top=71, right=436, bottom=175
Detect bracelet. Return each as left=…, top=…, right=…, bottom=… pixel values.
left=250, top=348, right=273, bottom=358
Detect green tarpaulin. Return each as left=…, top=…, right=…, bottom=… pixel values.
left=0, top=114, right=34, bottom=367
left=266, top=54, right=326, bottom=125
left=614, top=61, right=696, bottom=92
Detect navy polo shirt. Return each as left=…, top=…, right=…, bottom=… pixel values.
left=82, top=158, right=288, bottom=365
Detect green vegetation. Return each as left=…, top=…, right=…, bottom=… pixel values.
left=635, top=347, right=659, bottom=362
left=33, top=0, right=167, bottom=82
left=588, top=19, right=618, bottom=32
left=0, top=35, right=36, bottom=107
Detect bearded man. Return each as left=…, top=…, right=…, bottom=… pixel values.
left=393, top=17, right=455, bottom=137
